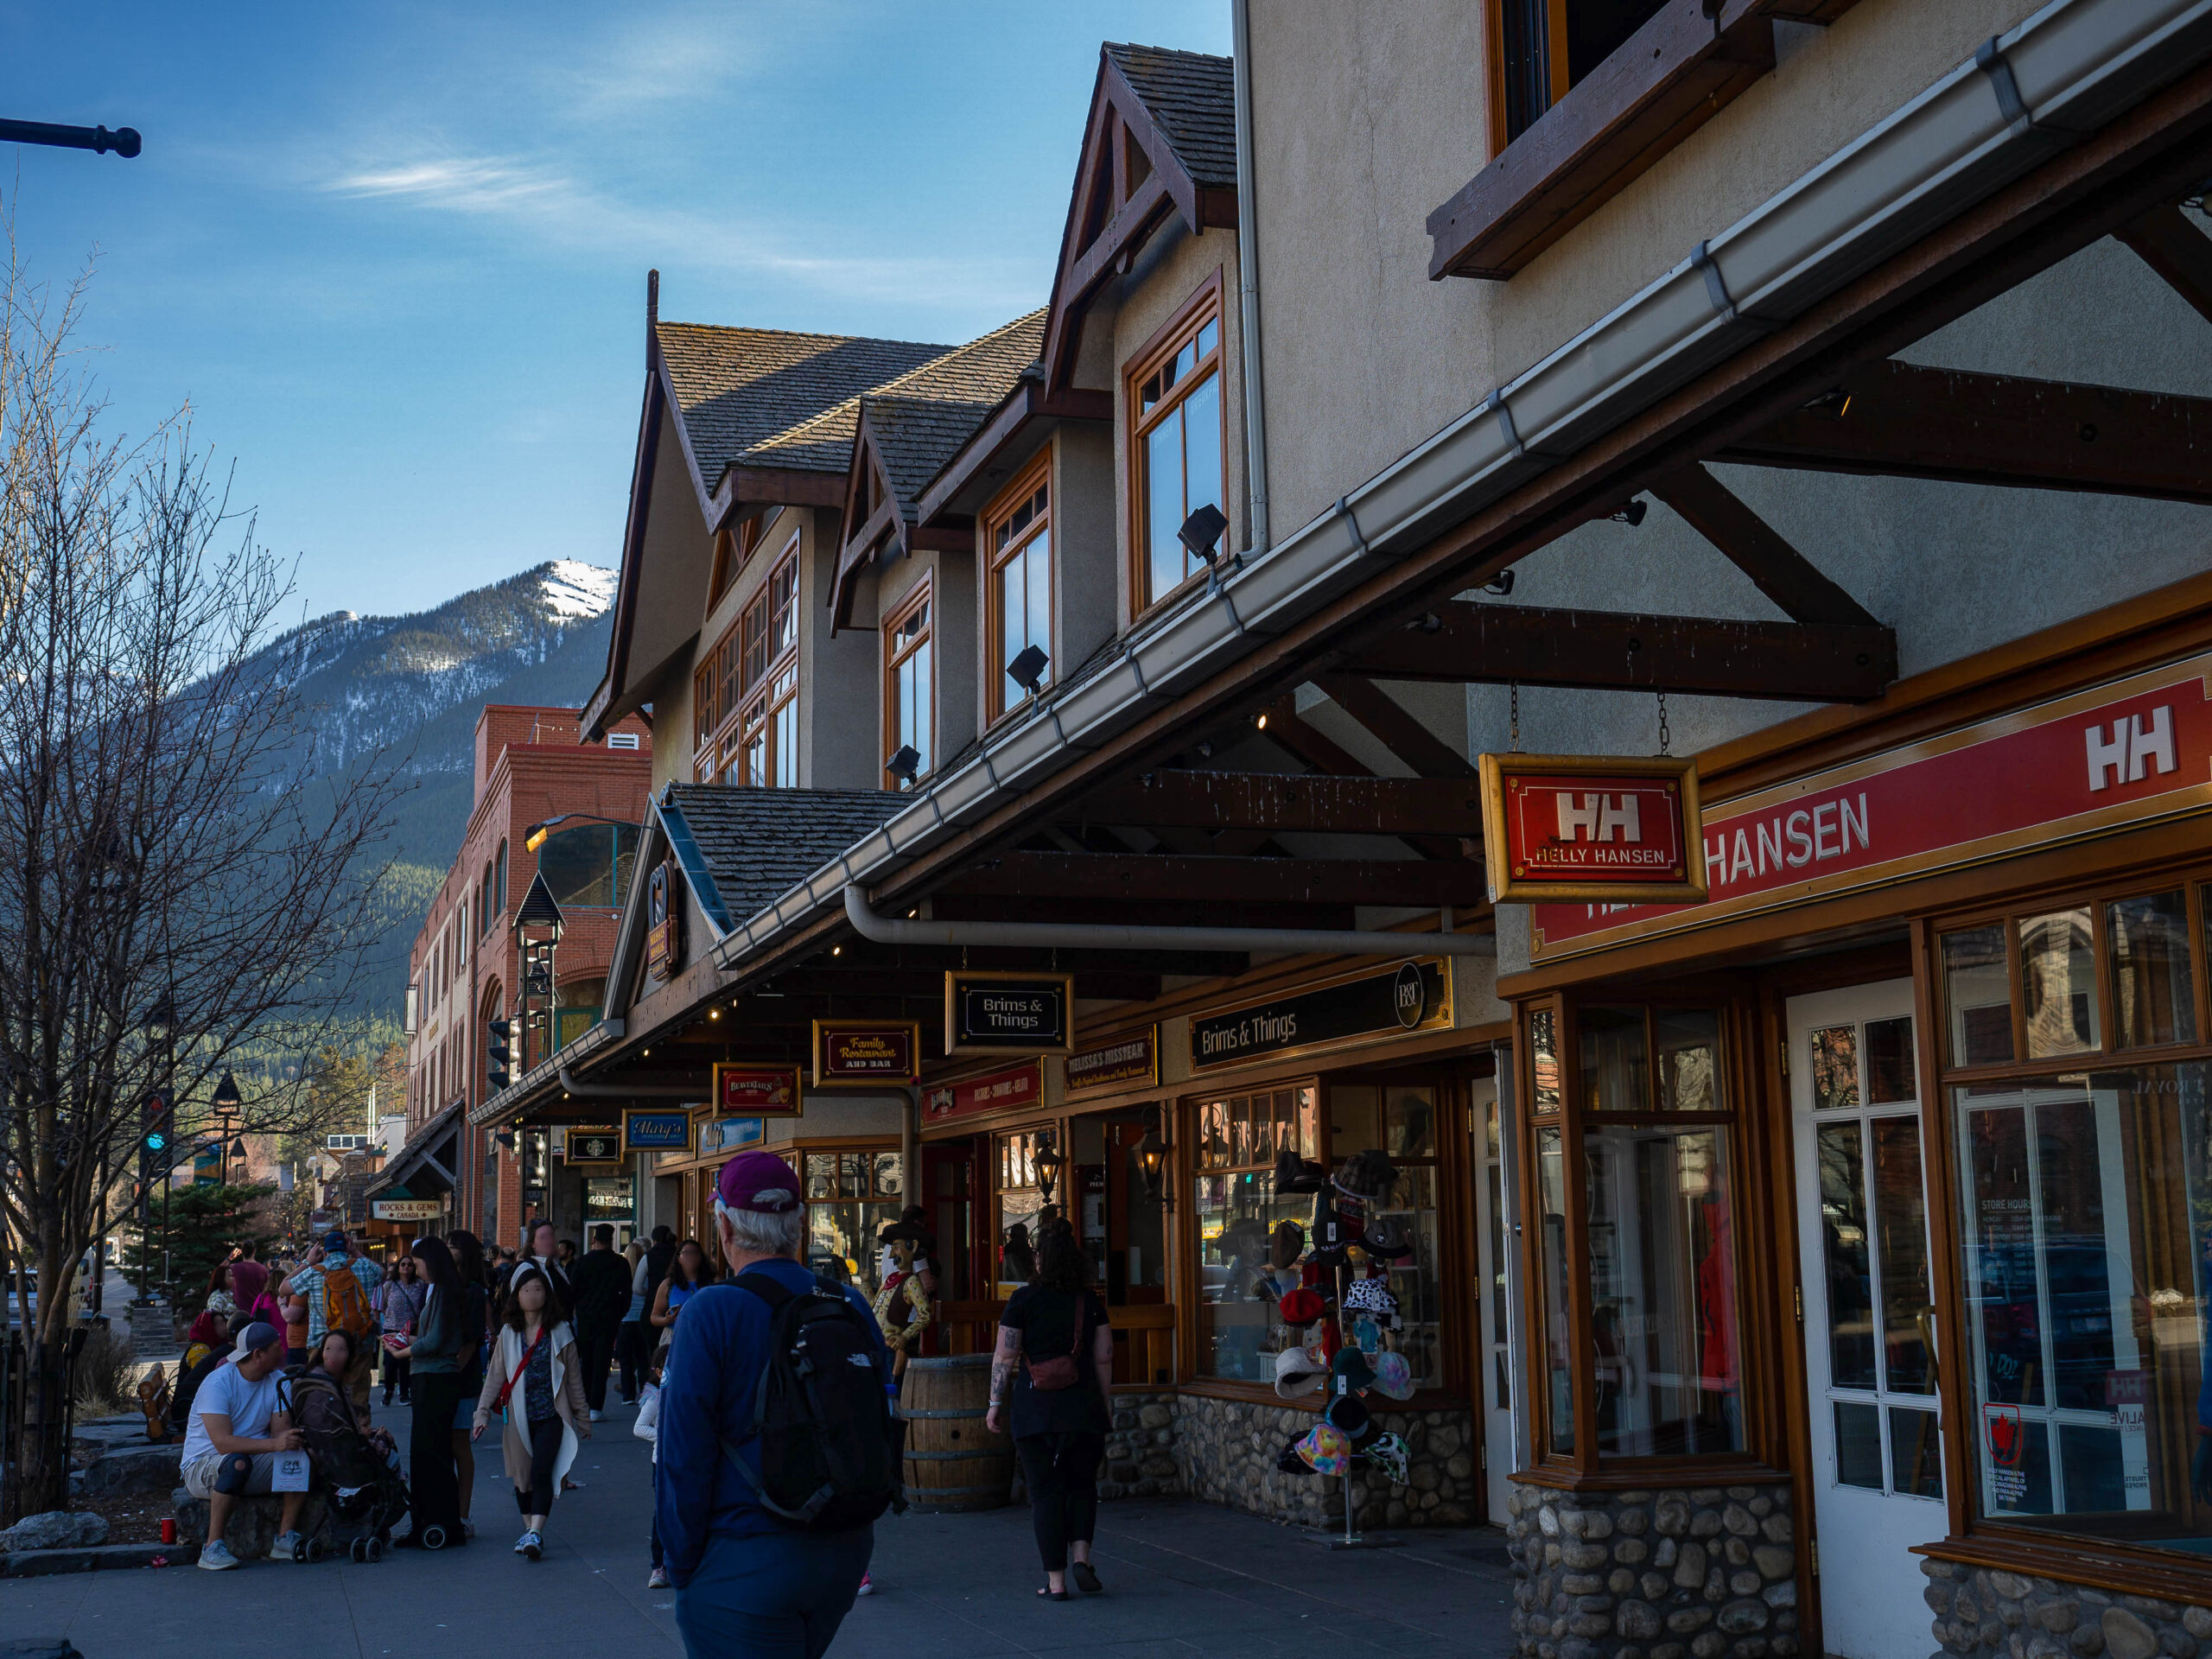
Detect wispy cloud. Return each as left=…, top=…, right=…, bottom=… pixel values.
left=330, top=156, right=569, bottom=212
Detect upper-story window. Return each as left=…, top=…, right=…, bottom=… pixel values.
left=537, top=822, right=641, bottom=912
left=1498, top=0, right=1667, bottom=141
left=986, top=455, right=1051, bottom=720
left=694, top=540, right=800, bottom=786
left=884, top=581, right=933, bottom=786
left=1128, top=283, right=1224, bottom=613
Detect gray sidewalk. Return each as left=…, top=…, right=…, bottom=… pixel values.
left=1, top=1395, right=1516, bottom=1657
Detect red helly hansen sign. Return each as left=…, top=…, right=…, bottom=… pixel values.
left=1529, top=656, right=2212, bottom=962
left=1479, top=753, right=1707, bottom=904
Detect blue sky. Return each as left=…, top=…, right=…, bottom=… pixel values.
left=2, top=2, right=1228, bottom=622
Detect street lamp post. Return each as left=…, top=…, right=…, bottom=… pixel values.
left=0, top=119, right=140, bottom=157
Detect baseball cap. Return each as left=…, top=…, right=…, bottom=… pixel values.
left=321, top=1231, right=348, bottom=1252
left=716, top=1150, right=803, bottom=1214
left=234, top=1321, right=282, bottom=1357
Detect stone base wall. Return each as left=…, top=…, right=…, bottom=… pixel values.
left=1921, top=1558, right=2212, bottom=1659
left=1174, top=1393, right=1478, bottom=1528
left=1506, top=1478, right=1800, bottom=1659
left=1102, top=1391, right=1181, bottom=1499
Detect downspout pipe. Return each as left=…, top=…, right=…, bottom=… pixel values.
left=1230, top=0, right=1270, bottom=556
left=844, top=883, right=1494, bottom=957
left=557, top=1065, right=698, bottom=1099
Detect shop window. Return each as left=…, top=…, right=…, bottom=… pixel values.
left=1330, top=1081, right=1446, bottom=1391
left=1531, top=999, right=1745, bottom=1463
left=800, top=1148, right=903, bottom=1299
left=986, top=458, right=1051, bottom=720
left=883, top=582, right=932, bottom=785
left=1128, top=283, right=1224, bottom=613
left=995, top=1128, right=1071, bottom=1294
left=1936, top=884, right=2212, bottom=1554
left=1191, top=1086, right=1319, bottom=1383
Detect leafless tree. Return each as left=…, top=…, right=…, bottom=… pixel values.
left=0, top=232, right=404, bottom=1520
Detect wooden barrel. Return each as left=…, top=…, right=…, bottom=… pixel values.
left=900, top=1355, right=1013, bottom=1512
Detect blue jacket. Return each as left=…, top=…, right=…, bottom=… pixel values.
left=654, top=1260, right=889, bottom=1586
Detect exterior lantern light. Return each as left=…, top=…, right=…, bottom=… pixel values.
left=1033, top=1132, right=1067, bottom=1207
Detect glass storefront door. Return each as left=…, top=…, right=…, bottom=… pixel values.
left=1471, top=1075, right=1517, bottom=1520
left=1789, top=979, right=1941, bottom=1659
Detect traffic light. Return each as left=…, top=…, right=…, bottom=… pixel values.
left=486, top=1018, right=512, bottom=1090
left=137, top=1090, right=172, bottom=1218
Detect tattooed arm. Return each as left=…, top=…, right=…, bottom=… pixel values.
left=984, top=1322, right=1020, bottom=1436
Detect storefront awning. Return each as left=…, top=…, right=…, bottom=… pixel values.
left=365, top=1098, right=465, bottom=1199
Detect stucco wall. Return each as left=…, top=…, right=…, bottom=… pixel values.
left=801, top=505, right=879, bottom=790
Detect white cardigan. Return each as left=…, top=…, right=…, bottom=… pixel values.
left=485, top=1320, right=582, bottom=1492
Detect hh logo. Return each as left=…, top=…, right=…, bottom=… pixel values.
left=1554, top=791, right=1642, bottom=844
left=2086, top=706, right=2175, bottom=791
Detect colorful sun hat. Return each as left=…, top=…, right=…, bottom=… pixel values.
left=1370, top=1349, right=1416, bottom=1402
left=1296, top=1421, right=1352, bottom=1477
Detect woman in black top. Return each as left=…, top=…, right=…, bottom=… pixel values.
left=986, top=1215, right=1113, bottom=1599
left=444, top=1230, right=492, bottom=1537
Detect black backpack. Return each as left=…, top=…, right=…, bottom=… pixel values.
left=719, top=1271, right=906, bottom=1531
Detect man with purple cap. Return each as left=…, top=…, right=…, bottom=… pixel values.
left=657, top=1150, right=893, bottom=1656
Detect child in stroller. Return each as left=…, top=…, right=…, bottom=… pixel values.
left=289, top=1330, right=410, bottom=1562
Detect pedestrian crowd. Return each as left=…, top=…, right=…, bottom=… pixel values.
left=170, top=1151, right=1120, bottom=1658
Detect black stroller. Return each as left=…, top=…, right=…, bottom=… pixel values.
left=284, top=1369, right=411, bottom=1562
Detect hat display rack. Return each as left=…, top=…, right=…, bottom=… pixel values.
left=1272, top=1145, right=1415, bottom=1549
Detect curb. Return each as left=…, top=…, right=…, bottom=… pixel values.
left=1, top=1542, right=173, bottom=1578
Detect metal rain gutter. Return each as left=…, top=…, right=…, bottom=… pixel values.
left=709, top=0, right=2212, bottom=977
left=841, top=883, right=1493, bottom=959
left=1232, top=0, right=1271, bottom=556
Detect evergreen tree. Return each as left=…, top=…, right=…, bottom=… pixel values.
left=123, top=1181, right=278, bottom=1310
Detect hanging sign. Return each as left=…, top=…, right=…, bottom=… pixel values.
left=812, top=1021, right=920, bottom=1087
left=1529, top=653, right=2212, bottom=962
left=370, top=1198, right=443, bottom=1222
left=645, top=860, right=683, bottom=982
left=622, top=1109, right=694, bottom=1152
left=712, top=1063, right=803, bottom=1117
left=698, top=1116, right=766, bottom=1158
left=1190, top=959, right=1451, bottom=1071
left=1065, top=1027, right=1159, bottom=1096
left=565, top=1126, right=621, bottom=1167
left=1478, top=753, right=1706, bottom=904
left=924, top=1061, right=1043, bottom=1122
left=944, top=972, right=1073, bottom=1056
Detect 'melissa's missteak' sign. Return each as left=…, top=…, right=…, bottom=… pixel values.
left=1191, top=959, right=1449, bottom=1070
left=1532, top=656, right=2212, bottom=961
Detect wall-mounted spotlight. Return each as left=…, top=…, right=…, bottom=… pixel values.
left=884, top=744, right=921, bottom=785
left=1482, top=569, right=1516, bottom=595
left=1610, top=500, right=1648, bottom=528
left=1178, top=503, right=1233, bottom=574
left=1007, top=643, right=1049, bottom=697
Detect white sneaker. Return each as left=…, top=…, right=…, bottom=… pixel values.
left=855, top=1573, right=874, bottom=1597
left=588, top=1408, right=602, bottom=1422
left=198, top=1539, right=242, bottom=1571
left=648, top=1565, right=670, bottom=1589
left=271, top=1529, right=305, bottom=1560
left=513, top=1530, right=532, bottom=1554
left=522, top=1530, right=543, bottom=1561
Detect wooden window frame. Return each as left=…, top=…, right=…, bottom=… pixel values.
left=983, top=450, right=1053, bottom=725
left=1917, top=862, right=2212, bottom=1593
left=882, top=575, right=935, bottom=787
left=1124, top=273, right=1227, bottom=621
left=710, top=537, right=801, bottom=789
left=1431, top=0, right=1835, bottom=282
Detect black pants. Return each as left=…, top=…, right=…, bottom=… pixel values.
left=576, top=1317, right=618, bottom=1413
left=516, top=1415, right=561, bottom=1518
left=1015, top=1433, right=1103, bottom=1573
left=381, top=1349, right=411, bottom=1402
left=409, top=1373, right=467, bottom=1535
left=616, top=1319, right=647, bottom=1402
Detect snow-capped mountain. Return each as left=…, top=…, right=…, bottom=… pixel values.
left=261, top=560, right=620, bottom=1024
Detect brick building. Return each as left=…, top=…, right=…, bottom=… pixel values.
left=372, top=703, right=651, bottom=1251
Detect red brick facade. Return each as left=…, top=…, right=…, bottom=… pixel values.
left=400, top=704, right=652, bottom=1245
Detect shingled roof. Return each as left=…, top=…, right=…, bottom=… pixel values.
left=863, top=309, right=1047, bottom=515
left=1104, top=42, right=1237, bottom=190
left=660, top=784, right=907, bottom=928
left=653, top=323, right=952, bottom=493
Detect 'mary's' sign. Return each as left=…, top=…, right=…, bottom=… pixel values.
left=1529, top=658, right=2212, bottom=962
left=1479, top=753, right=1707, bottom=905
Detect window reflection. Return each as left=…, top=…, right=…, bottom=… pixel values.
left=1944, top=925, right=2015, bottom=1066
left=2111, top=890, right=2196, bottom=1048
left=2019, top=908, right=2100, bottom=1058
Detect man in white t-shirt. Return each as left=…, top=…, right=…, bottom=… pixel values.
left=180, top=1321, right=307, bottom=1569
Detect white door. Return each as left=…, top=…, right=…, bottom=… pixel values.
left=1789, top=981, right=1945, bottom=1659
left=1471, top=1077, right=1517, bottom=1520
